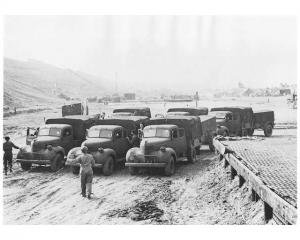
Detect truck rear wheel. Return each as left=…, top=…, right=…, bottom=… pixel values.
left=247, top=128, right=254, bottom=136
left=21, top=162, right=32, bottom=171
left=187, top=147, right=196, bottom=163
left=103, top=156, right=114, bottom=176
left=71, top=166, right=80, bottom=175
left=264, top=124, right=273, bottom=137
left=129, top=167, right=138, bottom=175
left=51, top=154, right=63, bottom=172
left=164, top=156, right=175, bottom=176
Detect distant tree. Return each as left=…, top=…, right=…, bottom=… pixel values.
left=238, top=82, right=246, bottom=89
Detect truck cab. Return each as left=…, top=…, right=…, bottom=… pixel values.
left=125, top=116, right=200, bottom=176
left=16, top=115, right=98, bottom=172
left=66, top=117, right=147, bottom=176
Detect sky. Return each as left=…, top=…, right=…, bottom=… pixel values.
left=4, top=15, right=297, bottom=92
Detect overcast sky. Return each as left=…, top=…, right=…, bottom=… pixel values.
left=4, top=15, right=297, bottom=92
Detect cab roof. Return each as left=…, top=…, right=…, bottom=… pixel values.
left=41, top=124, right=71, bottom=129
left=145, top=124, right=177, bottom=129
left=90, top=125, right=121, bottom=130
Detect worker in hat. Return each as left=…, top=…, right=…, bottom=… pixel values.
left=69, top=146, right=95, bottom=199
left=3, top=136, right=19, bottom=175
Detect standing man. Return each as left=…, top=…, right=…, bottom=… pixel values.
left=3, top=136, right=19, bottom=175
left=69, top=146, right=95, bottom=199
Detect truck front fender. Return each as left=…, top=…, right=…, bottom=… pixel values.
left=53, top=146, right=65, bottom=157
left=161, top=147, right=177, bottom=162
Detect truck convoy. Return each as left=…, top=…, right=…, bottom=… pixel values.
left=16, top=115, right=99, bottom=171
left=66, top=116, right=149, bottom=175
left=125, top=116, right=202, bottom=176
left=210, top=107, right=275, bottom=137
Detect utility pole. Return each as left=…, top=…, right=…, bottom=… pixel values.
left=195, top=91, right=199, bottom=108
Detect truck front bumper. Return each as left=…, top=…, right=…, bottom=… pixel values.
left=65, top=162, right=103, bottom=168
left=16, top=159, right=51, bottom=165
left=125, top=162, right=167, bottom=168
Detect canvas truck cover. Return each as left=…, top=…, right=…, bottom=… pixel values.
left=167, top=107, right=208, bottom=115
left=46, top=116, right=98, bottom=141
left=62, top=103, right=83, bottom=117
left=113, top=107, right=151, bottom=118
left=94, top=117, right=149, bottom=133
left=253, top=110, right=274, bottom=128
left=147, top=116, right=202, bottom=141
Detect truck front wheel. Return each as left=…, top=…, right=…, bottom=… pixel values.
left=71, top=166, right=80, bottom=175
left=103, top=156, right=114, bottom=176
left=164, top=156, right=175, bottom=176
left=51, top=154, right=63, bottom=172
left=21, top=162, right=32, bottom=171
left=129, top=167, right=138, bottom=175
left=264, top=124, right=273, bottom=137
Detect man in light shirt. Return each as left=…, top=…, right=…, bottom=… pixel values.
left=70, top=146, right=95, bottom=199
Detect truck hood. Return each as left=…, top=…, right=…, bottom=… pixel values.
left=83, top=138, right=112, bottom=152
left=141, top=138, right=171, bottom=153
left=32, top=136, right=61, bottom=152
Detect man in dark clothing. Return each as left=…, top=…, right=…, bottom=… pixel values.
left=3, top=136, right=19, bottom=175
left=130, top=131, right=140, bottom=147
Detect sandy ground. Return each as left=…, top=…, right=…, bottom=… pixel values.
left=3, top=145, right=268, bottom=225
left=2, top=97, right=297, bottom=224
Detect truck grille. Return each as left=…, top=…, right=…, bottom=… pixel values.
left=144, top=155, right=159, bottom=163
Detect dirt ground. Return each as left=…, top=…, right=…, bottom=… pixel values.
left=2, top=97, right=297, bottom=224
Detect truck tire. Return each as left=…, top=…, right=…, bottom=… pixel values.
left=264, top=124, right=273, bottom=137
left=164, top=156, right=175, bottom=176
left=187, top=147, right=196, bottom=163
left=51, top=153, right=63, bottom=172
left=247, top=128, right=254, bottom=136
left=103, top=156, right=114, bottom=176
left=71, top=166, right=80, bottom=175
left=129, top=167, right=138, bottom=175
left=21, top=162, right=32, bottom=171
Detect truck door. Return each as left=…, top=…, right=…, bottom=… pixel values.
left=61, top=127, right=73, bottom=155
left=171, top=128, right=182, bottom=155
left=178, top=128, right=187, bottom=154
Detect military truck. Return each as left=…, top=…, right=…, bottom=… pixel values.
left=210, top=107, right=274, bottom=137
left=125, top=116, right=202, bottom=176
left=166, top=107, right=216, bottom=152
left=66, top=117, right=149, bottom=176
left=16, top=115, right=99, bottom=171
left=112, top=107, right=151, bottom=118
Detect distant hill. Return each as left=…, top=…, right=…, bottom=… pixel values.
left=4, top=58, right=107, bottom=108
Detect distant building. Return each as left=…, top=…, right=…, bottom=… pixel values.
left=124, top=93, right=136, bottom=100
left=279, top=89, right=291, bottom=96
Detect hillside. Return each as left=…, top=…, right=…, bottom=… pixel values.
left=4, top=58, right=107, bottom=108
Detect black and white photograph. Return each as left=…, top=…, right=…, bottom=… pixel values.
left=1, top=4, right=298, bottom=228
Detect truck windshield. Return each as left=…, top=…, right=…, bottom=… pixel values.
left=87, top=129, right=113, bottom=138
left=143, top=128, right=170, bottom=138
left=38, top=128, right=61, bottom=137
